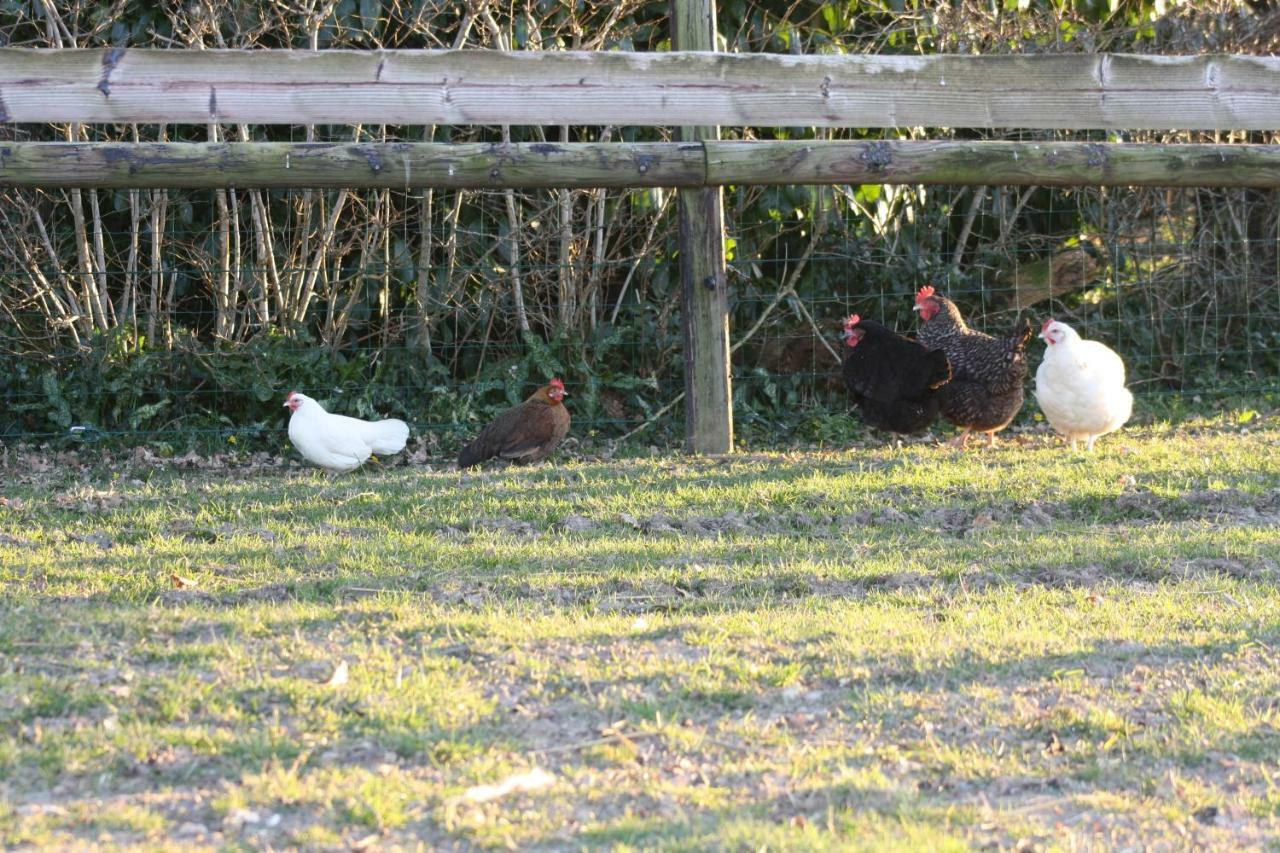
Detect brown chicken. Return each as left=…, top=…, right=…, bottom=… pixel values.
left=913, top=286, right=1034, bottom=448
left=457, top=378, right=570, bottom=468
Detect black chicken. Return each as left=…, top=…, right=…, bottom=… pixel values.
left=840, top=314, right=952, bottom=435
left=913, top=286, right=1035, bottom=448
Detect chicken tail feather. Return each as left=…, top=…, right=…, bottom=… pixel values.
left=360, top=419, right=410, bottom=455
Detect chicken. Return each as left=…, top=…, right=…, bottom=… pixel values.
left=458, top=378, right=570, bottom=469
left=913, top=285, right=1034, bottom=448
left=1034, top=319, right=1133, bottom=451
left=840, top=314, right=951, bottom=435
left=284, top=391, right=409, bottom=473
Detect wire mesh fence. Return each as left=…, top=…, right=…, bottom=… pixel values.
left=1, top=161, right=1277, bottom=452
left=732, top=180, right=1280, bottom=433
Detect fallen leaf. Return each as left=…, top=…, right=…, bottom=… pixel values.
left=319, top=660, right=349, bottom=688
left=170, top=573, right=198, bottom=589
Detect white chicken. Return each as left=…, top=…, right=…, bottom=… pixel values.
left=1034, top=319, right=1133, bottom=451
left=283, top=391, right=409, bottom=472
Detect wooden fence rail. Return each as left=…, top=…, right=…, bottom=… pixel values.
left=4, top=141, right=1280, bottom=189
left=2, top=48, right=1279, bottom=130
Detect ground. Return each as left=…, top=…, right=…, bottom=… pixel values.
left=1, top=415, right=1278, bottom=850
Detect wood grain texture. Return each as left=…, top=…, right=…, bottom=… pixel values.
left=672, top=0, right=732, bottom=455
left=704, top=140, right=1280, bottom=187
left=3, top=140, right=1277, bottom=189
left=5, top=139, right=1274, bottom=188
left=0, top=141, right=705, bottom=188
left=1, top=48, right=1277, bottom=129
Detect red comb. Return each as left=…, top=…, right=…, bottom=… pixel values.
left=844, top=314, right=861, bottom=328
left=914, top=285, right=936, bottom=305
left=549, top=378, right=564, bottom=389
left=286, top=390, right=298, bottom=400
left=1042, top=318, right=1055, bottom=334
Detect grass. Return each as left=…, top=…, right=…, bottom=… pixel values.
left=1, top=412, right=1278, bottom=849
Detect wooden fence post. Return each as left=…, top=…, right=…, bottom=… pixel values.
left=670, top=0, right=733, bottom=455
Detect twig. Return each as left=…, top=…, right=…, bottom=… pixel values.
left=616, top=393, right=684, bottom=444
left=482, top=12, right=531, bottom=335
left=557, top=134, right=576, bottom=329
left=997, top=185, right=1038, bottom=248
left=293, top=189, right=351, bottom=325
left=584, top=129, right=614, bottom=331
left=731, top=210, right=827, bottom=357
left=340, top=586, right=420, bottom=597
left=528, top=731, right=662, bottom=756
left=412, top=178, right=435, bottom=352
left=951, top=186, right=987, bottom=271
left=503, top=185, right=530, bottom=334
left=610, top=193, right=672, bottom=324
left=789, top=293, right=842, bottom=365
left=121, top=126, right=143, bottom=336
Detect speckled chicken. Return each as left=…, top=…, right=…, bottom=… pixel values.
left=457, top=379, right=571, bottom=468
left=840, top=314, right=951, bottom=435
left=913, top=286, right=1034, bottom=448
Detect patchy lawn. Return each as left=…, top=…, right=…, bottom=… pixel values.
left=2, top=416, right=1278, bottom=849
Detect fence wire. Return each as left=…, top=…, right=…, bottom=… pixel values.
left=1, top=168, right=1276, bottom=452
left=5, top=0, right=1280, bottom=451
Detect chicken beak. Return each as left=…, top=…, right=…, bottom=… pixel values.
left=911, top=304, right=921, bottom=313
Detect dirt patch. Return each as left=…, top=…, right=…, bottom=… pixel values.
left=558, top=514, right=596, bottom=533
left=1173, top=556, right=1278, bottom=581
left=165, top=521, right=278, bottom=544
left=54, top=487, right=130, bottom=515
left=314, top=523, right=380, bottom=539
left=0, top=532, right=36, bottom=549
left=67, top=531, right=115, bottom=550
left=1111, top=487, right=1280, bottom=523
